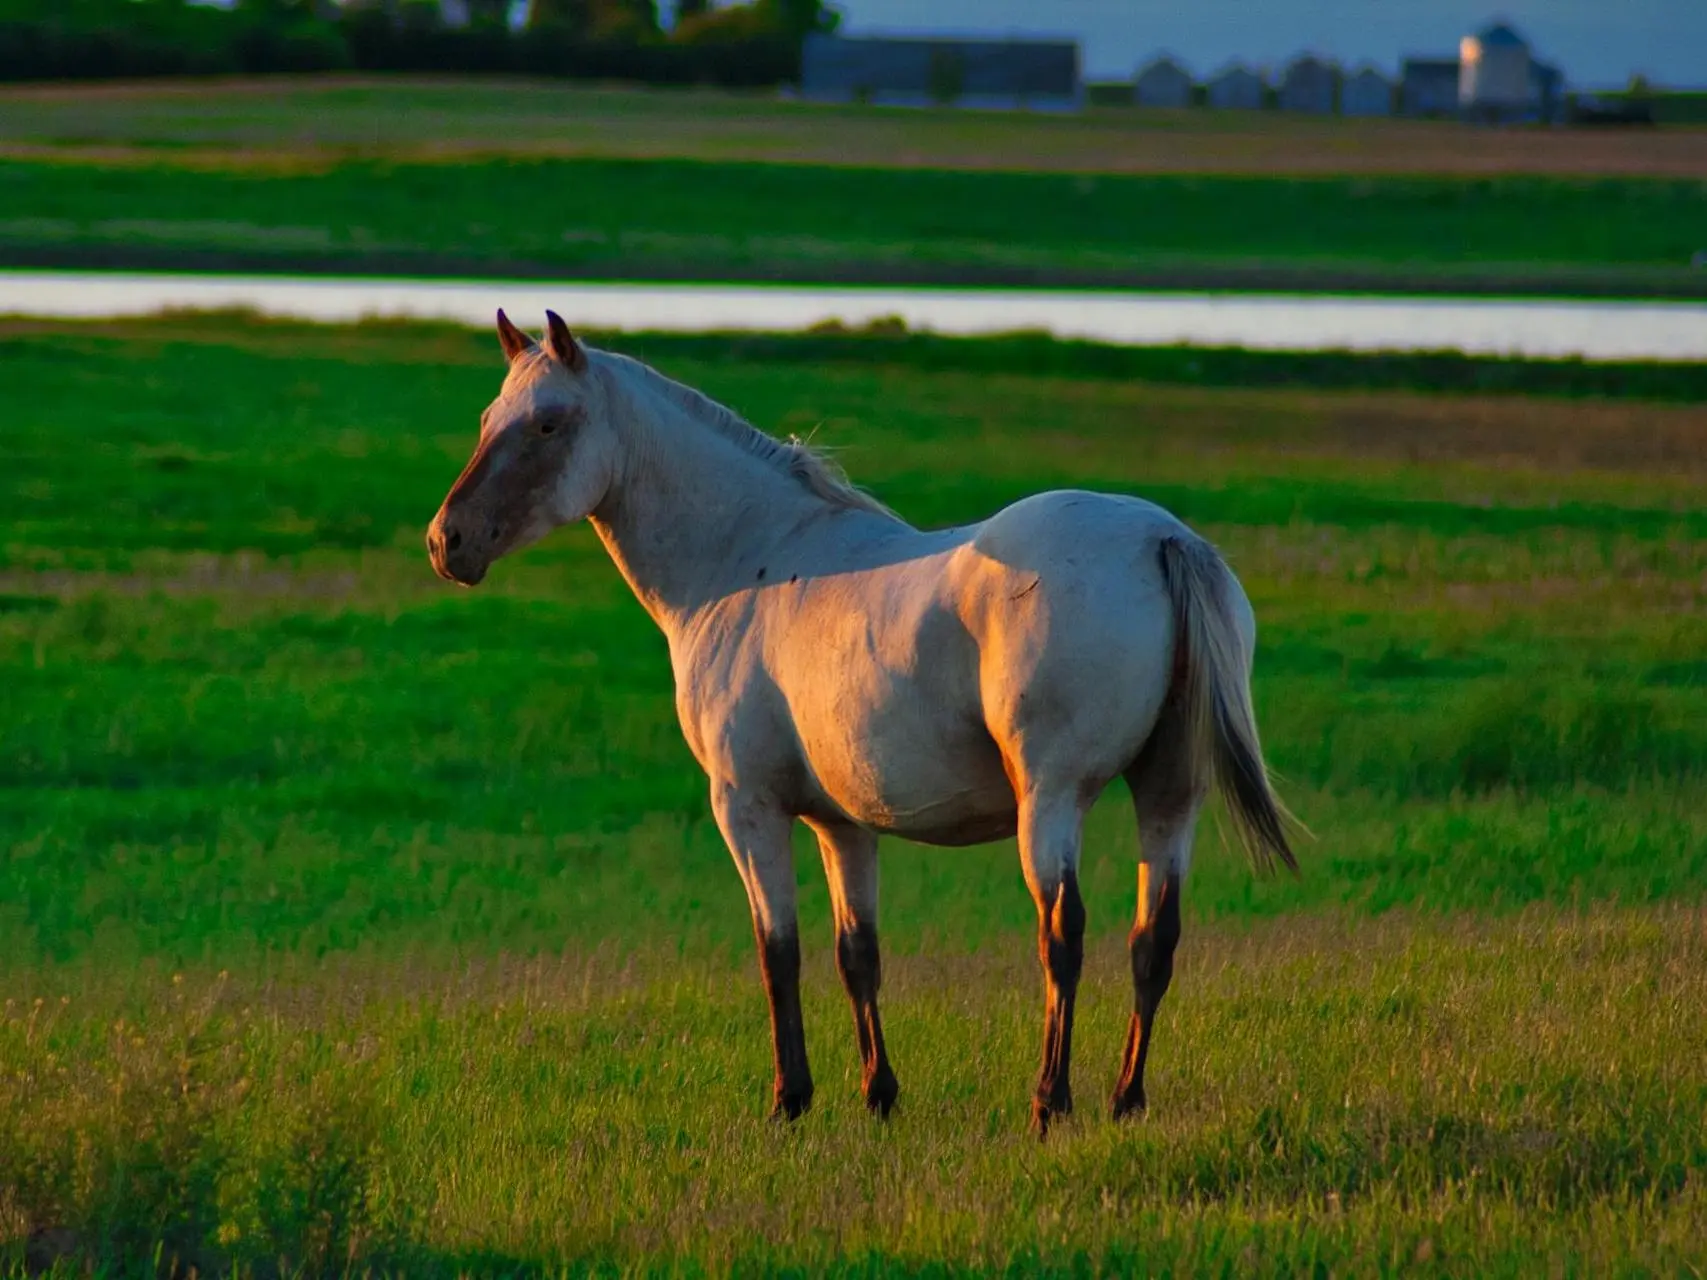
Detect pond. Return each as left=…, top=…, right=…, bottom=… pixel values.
left=4, top=270, right=1704, bottom=362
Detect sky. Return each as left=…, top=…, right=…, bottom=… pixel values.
left=824, top=0, right=1707, bottom=89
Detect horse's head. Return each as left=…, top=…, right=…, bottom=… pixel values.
left=427, top=310, right=618, bottom=586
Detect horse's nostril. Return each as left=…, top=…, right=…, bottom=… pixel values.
left=446, top=529, right=463, bottom=552
left=489, top=526, right=502, bottom=541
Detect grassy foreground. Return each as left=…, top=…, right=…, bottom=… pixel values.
left=6, top=912, right=1704, bottom=1275
left=2, top=316, right=1706, bottom=1273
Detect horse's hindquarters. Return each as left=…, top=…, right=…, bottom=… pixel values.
left=964, top=493, right=1184, bottom=797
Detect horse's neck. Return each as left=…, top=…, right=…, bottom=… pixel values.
left=588, top=359, right=839, bottom=635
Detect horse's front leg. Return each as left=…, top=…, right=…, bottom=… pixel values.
left=712, top=784, right=813, bottom=1120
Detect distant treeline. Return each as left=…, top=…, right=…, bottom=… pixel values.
left=0, top=0, right=834, bottom=86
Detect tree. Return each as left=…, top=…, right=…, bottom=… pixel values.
left=466, top=0, right=512, bottom=26
left=591, top=0, right=658, bottom=40
left=529, top=0, right=658, bottom=39
left=761, top=0, right=836, bottom=37
left=671, top=0, right=835, bottom=43
left=399, top=0, right=443, bottom=30
left=235, top=0, right=322, bottom=17
left=927, top=45, right=963, bottom=105
left=526, top=0, right=580, bottom=28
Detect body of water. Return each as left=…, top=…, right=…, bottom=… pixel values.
left=4, top=270, right=1705, bottom=362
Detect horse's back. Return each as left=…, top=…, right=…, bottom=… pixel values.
left=971, top=489, right=1192, bottom=566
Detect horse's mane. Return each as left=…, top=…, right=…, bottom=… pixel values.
left=603, top=351, right=898, bottom=520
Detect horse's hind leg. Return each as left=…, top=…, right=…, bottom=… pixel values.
left=1112, top=723, right=1202, bottom=1119
left=1017, top=790, right=1088, bottom=1137
left=809, top=819, right=899, bottom=1116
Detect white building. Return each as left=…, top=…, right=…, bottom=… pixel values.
left=1460, top=22, right=1531, bottom=120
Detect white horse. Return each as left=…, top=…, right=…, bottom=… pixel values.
left=428, top=311, right=1295, bottom=1135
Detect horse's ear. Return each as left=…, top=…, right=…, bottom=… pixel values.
left=544, top=310, right=588, bottom=374
left=496, top=308, right=531, bottom=363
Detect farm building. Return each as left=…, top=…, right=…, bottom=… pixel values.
left=799, top=34, right=1081, bottom=111
left=1401, top=58, right=1460, bottom=117
left=1459, top=22, right=1531, bottom=121
left=1340, top=66, right=1393, bottom=116
left=1529, top=60, right=1565, bottom=122
left=1207, top=63, right=1265, bottom=111
left=1278, top=55, right=1335, bottom=113
left=1134, top=55, right=1193, bottom=108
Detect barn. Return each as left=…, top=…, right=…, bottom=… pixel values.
left=1206, top=63, right=1265, bottom=111
left=799, top=34, right=1082, bottom=111
left=1134, top=55, right=1193, bottom=108
left=1401, top=58, right=1460, bottom=117
left=1278, top=55, right=1335, bottom=113
left=1340, top=65, right=1393, bottom=117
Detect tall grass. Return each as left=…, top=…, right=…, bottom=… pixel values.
left=4, top=911, right=1704, bottom=1274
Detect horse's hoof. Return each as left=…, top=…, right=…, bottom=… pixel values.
left=864, top=1069, right=899, bottom=1118
left=770, top=1089, right=813, bottom=1121
left=1031, top=1091, right=1073, bottom=1138
left=1110, top=1089, right=1147, bottom=1121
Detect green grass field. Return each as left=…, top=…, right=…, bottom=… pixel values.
left=4, top=78, right=1705, bottom=177
left=4, top=80, right=1707, bottom=294
left=7, top=158, right=1707, bottom=295
left=2, top=316, right=1706, bottom=1275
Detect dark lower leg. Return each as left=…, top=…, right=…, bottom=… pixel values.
left=1112, top=869, right=1181, bottom=1119
left=1032, top=870, right=1086, bottom=1136
left=759, top=930, right=813, bottom=1119
left=836, top=921, right=899, bottom=1116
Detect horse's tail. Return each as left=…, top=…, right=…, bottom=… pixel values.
left=1158, top=534, right=1298, bottom=876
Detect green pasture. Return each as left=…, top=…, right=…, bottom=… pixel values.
left=1, top=317, right=1705, bottom=1274
left=5, top=156, right=1706, bottom=293
left=4, top=78, right=1705, bottom=294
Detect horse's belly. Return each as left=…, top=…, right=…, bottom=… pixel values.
left=801, top=713, right=1018, bottom=846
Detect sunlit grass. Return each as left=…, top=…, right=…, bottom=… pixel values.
left=2, top=318, right=1704, bottom=1273
left=4, top=910, right=1703, bottom=1274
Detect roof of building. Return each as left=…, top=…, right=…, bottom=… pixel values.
left=1283, top=54, right=1333, bottom=80
left=800, top=33, right=1080, bottom=98
left=1477, top=23, right=1528, bottom=49
left=1209, top=61, right=1263, bottom=82
left=1137, top=54, right=1191, bottom=76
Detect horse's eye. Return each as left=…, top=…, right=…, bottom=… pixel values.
left=539, top=420, right=556, bottom=435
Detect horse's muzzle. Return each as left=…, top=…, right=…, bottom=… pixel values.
left=426, top=517, right=487, bottom=586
